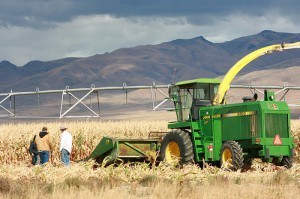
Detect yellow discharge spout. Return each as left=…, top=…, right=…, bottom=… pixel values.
left=213, top=42, right=300, bottom=105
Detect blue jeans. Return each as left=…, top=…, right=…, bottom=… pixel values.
left=38, top=151, right=50, bottom=165
left=61, top=149, right=70, bottom=166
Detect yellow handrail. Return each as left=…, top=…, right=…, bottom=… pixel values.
left=213, top=42, right=300, bottom=105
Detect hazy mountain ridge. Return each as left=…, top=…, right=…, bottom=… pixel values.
left=1, top=30, right=300, bottom=93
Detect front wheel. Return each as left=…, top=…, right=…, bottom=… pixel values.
left=220, top=141, right=244, bottom=171
left=159, top=130, right=194, bottom=165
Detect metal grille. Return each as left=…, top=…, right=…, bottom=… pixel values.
left=251, top=114, right=260, bottom=137
left=265, top=114, right=289, bottom=138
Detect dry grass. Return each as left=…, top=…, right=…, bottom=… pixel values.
left=0, top=162, right=299, bottom=199
left=0, top=120, right=168, bottom=164
left=0, top=119, right=300, bottom=198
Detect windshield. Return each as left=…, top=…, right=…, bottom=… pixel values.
left=194, top=83, right=219, bottom=100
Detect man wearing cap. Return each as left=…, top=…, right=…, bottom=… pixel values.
left=59, top=126, right=72, bottom=166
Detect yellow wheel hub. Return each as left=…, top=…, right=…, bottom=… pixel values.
left=222, top=148, right=233, bottom=166
left=165, top=141, right=181, bottom=162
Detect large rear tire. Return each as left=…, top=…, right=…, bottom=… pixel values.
left=159, top=130, right=194, bottom=164
left=220, top=141, right=244, bottom=171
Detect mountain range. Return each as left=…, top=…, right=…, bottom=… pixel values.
left=1, top=30, right=300, bottom=93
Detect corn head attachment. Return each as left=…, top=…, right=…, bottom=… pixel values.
left=88, top=136, right=163, bottom=165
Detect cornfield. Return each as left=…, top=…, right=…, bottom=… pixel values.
left=0, top=119, right=300, bottom=198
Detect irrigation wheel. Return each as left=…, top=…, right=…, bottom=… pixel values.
left=220, top=141, right=244, bottom=171
left=159, top=130, right=194, bottom=165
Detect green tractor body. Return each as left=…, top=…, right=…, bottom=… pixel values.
left=89, top=78, right=295, bottom=169
left=166, top=78, right=294, bottom=169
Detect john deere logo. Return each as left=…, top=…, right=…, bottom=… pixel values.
left=106, top=140, right=110, bottom=144
left=272, top=104, right=278, bottom=109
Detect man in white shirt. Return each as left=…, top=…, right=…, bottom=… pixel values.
left=59, top=126, right=72, bottom=166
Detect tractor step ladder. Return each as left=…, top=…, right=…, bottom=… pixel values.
left=191, top=122, right=205, bottom=161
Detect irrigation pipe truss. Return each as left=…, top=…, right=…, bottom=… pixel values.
left=0, top=82, right=300, bottom=119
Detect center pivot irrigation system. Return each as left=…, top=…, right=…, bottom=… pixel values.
left=2, top=81, right=300, bottom=119
left=1, top=82, right=300, bottom=119
left=0, top=83, right=171, bottom=118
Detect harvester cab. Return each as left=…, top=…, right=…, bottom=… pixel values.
left=169, top=78, right=221, bottom=121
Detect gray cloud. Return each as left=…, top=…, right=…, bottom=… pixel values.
left=0, top=0, right=300, bottom=66
left=1, top=0, right=300, bottom=28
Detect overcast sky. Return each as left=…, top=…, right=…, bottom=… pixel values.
left=0, top=0, right=300, bottom=66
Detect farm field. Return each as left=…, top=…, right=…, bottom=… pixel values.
left=0, top=119, right=300, bottom=198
